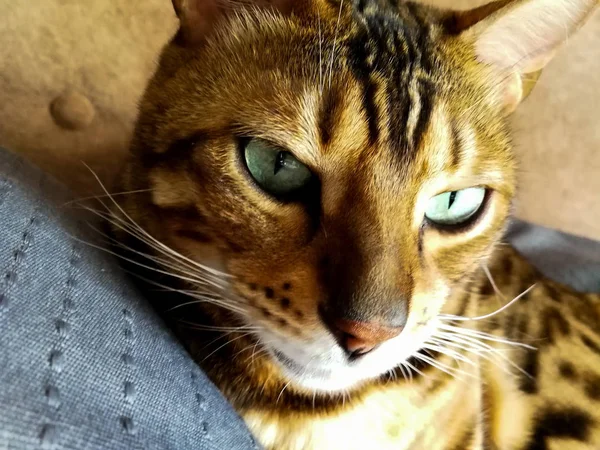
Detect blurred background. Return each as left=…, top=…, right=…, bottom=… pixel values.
left=0, top=0, right=598, bottom=240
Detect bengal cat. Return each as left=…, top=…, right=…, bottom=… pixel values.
left=108, top=0, right=600, bottom=448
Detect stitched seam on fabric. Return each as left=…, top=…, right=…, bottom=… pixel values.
left=120, top=307, right=136, bottom=436
left=190, top=369, right=212, bottom=442
left=0, top=213, right=39, bottom=311
left=40, top=243, right=80, bottom=448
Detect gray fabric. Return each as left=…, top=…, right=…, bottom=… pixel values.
left=507, top=219, right=600, bottom=293
left=0, top=148, right=258, bottom=449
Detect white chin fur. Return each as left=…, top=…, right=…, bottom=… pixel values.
left=260, top=320, right=436, bottom=394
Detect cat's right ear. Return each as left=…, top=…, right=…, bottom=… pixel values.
left=172, top=0, right=297, bottom=46
left=171, top=0, right=219, bottom=45
left=444, top=0, right=598, bottom=113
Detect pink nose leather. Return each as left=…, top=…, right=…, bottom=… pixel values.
left=332, top=319, right=403, bottom=357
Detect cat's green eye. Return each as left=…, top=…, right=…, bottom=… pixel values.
left=425, top=187, right=486, bottom=226
left=243, top=138, right=313, bottom=197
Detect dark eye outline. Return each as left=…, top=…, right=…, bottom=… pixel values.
left=236, top=136, right=320, bottom=204
left=424, top=188, right=492, bottom=234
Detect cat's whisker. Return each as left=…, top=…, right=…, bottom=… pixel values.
left=88, top=199, right=229, bottom=284
left=70, top=232, right=240, bottom=315
left=83, top=163, right=230, bottom=280
left=178, top=320, right=260, bottom=333
left=62, top=188, right=153, bottom=207
left=412, top=352, right=473, bottom=380
left=276, top=379, right=294, bottom=405
left=425, top=337, right=514, bottom=375
left=440, top=284, right=537, bottom=322
left=431, top=329, right=534, bottom=379
left=434, top=325, right=536, bottom=350
left=83, top=218, right=227, bottom=290
left=201, top=331, right=256, bottom=363
left=168, top=298, right=246, bottom=314
left=421, top=343, right=477, bottom=366
left=481, top=263, right=507, bottom=301
left=397, top=363, right=410, bottom=383
left=247, top=337, right=274, bottom=367
left=403, top=360, right=429, bottom=379
left=232, top=335, right=272, bottom=362
left=111, top=257, right=248, bottom=316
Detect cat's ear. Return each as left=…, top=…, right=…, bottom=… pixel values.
left=446, top=0, right=597, bottom=113
left=172, top=0, right=296, bottom=46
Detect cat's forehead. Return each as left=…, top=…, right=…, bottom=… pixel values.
left=143, top=1, right=507, bottom=186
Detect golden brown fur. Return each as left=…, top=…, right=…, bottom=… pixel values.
left=109, top=0, right=600, bottom=448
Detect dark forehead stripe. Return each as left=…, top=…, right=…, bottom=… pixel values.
left=346, top=25, right=380, bottom=146
left=345, top=2, right=437, bottom=161
left=318, top=86, right=345, bottom=147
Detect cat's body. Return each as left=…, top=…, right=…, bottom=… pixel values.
left=110, top=0, right=600, bottom=448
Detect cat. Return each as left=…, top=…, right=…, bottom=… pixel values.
left=109, top=0, right=600, bottom=448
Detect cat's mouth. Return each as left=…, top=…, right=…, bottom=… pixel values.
left=268, top=346, right=366, bottom=392
left=257, top=311, right=441, bottom=393
left=262, top=331, right=412, bottom=393
left=271, top=349, right=333, bottom=379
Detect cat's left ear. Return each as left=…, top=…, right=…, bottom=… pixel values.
left=172, top=0, right=297, bottom=46
left=446, top=0, right=598, bottom=113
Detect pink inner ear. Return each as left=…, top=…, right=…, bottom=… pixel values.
left=174, top=0, right=223, bottom=45
left=474, top=0, right=596, bottom=73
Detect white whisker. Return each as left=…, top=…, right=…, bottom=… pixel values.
left=327, top=0, right=344, bottom=90
left=441, top=284, right=536, bottom=322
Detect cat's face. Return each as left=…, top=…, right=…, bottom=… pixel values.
left=117, top=0, right=595, bottom=393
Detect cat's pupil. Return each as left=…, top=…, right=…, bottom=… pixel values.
left=274, top=151, right=286, bottom=175
left=448, top=191, right=457, bottom=209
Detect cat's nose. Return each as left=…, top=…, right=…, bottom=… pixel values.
left=330, top=318, right=403, bottom=359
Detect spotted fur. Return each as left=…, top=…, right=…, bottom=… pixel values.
left=110, top=0, right=600, bottom=448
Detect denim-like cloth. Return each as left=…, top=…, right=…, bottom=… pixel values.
left=1, top=148, right=599, bottom=450
left=0, top=148, right=258, bottom=449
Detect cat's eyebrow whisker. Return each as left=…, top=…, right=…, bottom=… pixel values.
left=318, top=12, right=323, bottom=93
left=327, top=0, right=344, bottom=90
left=440, top=284, right=537, bottom=322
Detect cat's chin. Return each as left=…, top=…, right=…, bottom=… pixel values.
left=269, top=347, right=373, bottom=393
left=258, top=322, right=434, bottom=394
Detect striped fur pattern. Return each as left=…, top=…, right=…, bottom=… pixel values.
left=109, top=0, right=600, bottom=448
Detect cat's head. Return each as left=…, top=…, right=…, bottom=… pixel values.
left=115, top=0, right=597, bottom=393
